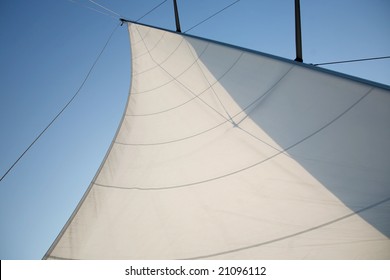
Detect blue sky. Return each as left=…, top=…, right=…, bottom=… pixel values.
left=0, top=0, right=389, bottom=259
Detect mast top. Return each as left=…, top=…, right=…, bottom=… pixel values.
left=173, top=0, right=181, bottom=33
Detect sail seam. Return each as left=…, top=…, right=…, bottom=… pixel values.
left=133, top=24, right=231, bottom=122
left=184, top=196, right=390, bottom=260
left=119, top=66, right=294, bottom=147
left=115, top=119, right=228, bottom=146
left=130, top=28, right=152, bottom=47
left=183, top=39, right=240, bottom=122
left=130, top=39, right=210, bottom=95
left=117, top=79, right=288, bottom=146
left=235, top=67, right=294, bottom=127
left=44, top=20, right=389, bottom=260
left=130, top=55, right=208, bottom=95
left=98, top=88, right=372, bottom=190
left=132, top=32, right=166, bottom=60
left=132, top=38, right=186, bottom=76
left=131, top=24, right=298, bottom=158
left=127, top=44, right=243, bottom=116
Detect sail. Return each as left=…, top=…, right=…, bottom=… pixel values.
left=44, top=22, right=390, bottom=260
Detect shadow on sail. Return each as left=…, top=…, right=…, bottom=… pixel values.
left=44, top=22, right=390, bottom=260
left=186, top=34, right=390, bottom=239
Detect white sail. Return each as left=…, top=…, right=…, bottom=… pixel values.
left=45, top=22, right=390, bottom=259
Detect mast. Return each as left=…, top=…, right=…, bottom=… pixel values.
left=173, top=0, right=181, bottom=32
left=294, top=0, right=303, bottom=62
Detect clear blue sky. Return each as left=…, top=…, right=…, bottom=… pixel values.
left=0, top=0, right=389, bottom=260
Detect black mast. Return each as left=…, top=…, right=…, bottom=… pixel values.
left=294, top=0, right=303, bottom=62
left=173, top=0, right=181, bottom=32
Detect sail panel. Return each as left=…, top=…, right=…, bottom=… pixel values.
left=45, top=22, right=390, bottom=260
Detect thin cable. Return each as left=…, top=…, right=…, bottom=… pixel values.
left=66, top=0, right=117, bottom=19
left=313, top=55, right=390, bottom=66
left=184, top=0, right=241, bottom=33
left=0, top=23, right=120, bottom=183
left=88, top=0, right=121, bottom=17
left=136, top=0, right=168, bottom=22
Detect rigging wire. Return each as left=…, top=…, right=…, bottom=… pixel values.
left=184, top=0, right=241, bottom=33
left=0, top=23, right=120, bottom=183
left=87, top=0, right=122, bottom=18
left=313, top=55, right=390, bottom=66
left=136, top=0, right=168, bottom=22
left=66, top=0, right=117, bottom=19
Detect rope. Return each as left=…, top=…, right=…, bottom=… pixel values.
left=313, top=55, right=390, bottom=66
left=0, top=23, right=120, bottom=183
left=184, top=0, right=241, bottom=33
left=136, top=0, right=168, bottom=22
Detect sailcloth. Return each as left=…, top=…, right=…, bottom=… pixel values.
left=45, top=22, right=390, bottom=259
